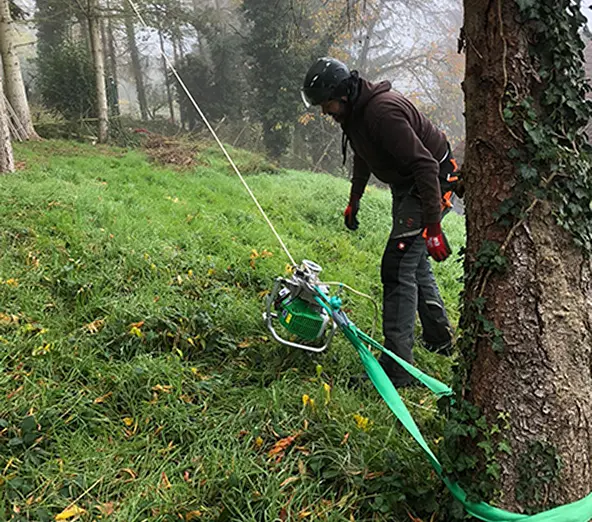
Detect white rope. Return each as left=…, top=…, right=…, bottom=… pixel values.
left=323, top=282, right=380, bottom=338
left=124, top=0, right=297, bottom=266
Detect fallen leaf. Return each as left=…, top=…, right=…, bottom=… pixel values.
left=83, top=318, right=105, bottom=334
left=129, top=326, right=143, bottom=337
left=293, top=462, right=304, bottom=480
left=122, top=417, right=134, bottom=427
left=280, top=476, right=299, bottom=487
left=254, top=436, right=264, bottom=448
left=55, top=504, right=86, bottom=520
left=119, top=468, right=137, bottom=480
left=323, top=382, right=331, bottom=405
left=268, top=432, right=301, bottom=458
left=185, top=511, right=202, bottom=521
left=152, top=384, right=173, bottom=393
left=93, top=392, right=112, bottom=404
left=6, top=386, right=23, bottom=400
left=340, top=432, right=350, bottom=446
left=0, top=313, right=18, bottom=325
left=353, top=414, right=371, bottom=432
left=99, top=502, right=115, bottom=516
left=279, top=507, right=288, bottom=521
left=161, top=472, right=171, bottom=489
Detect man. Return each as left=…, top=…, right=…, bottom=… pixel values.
left=301, top=57, right=459, bottom=388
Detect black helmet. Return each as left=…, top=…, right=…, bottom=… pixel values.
left=301, top=57, right=351, bottom=108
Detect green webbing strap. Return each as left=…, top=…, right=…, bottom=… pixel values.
left=340, top=321, right=592, bottom=522
left=355, top=327, right=453, bottom=399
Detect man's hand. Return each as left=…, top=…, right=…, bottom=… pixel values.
left=344, top=194, right=361, bottom=231
left=425, top=223, right=451, bottom=261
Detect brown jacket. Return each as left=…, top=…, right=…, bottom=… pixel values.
left=343, top=79, right=448, bottom=224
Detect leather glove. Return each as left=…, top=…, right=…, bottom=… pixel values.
left=344, top=193, right=360, bottom=231
left=425, top=222, right=451, bottom=262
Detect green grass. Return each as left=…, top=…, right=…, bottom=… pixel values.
left=0, top=140, right=465, bottom=522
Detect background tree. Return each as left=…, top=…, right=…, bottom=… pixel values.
left=0, top=0, right=38, bottom=139
left=123, top=0, right=150, bottom=120
left=0, top=71, right=14, bottom=173
left=241, top=0, right=360, bottom=160
left=88, top=0, right=109, bottom=142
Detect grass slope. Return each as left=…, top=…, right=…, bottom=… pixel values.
left=0, top=140, right=464, bottom=522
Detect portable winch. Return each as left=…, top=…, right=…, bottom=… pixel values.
left=263, top=260, right=338, bottom=352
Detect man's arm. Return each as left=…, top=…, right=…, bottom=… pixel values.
left=343, top=153, right=371, bottom=230
left=351, top=153, right=371, bottom=199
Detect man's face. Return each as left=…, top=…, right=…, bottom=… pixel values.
left=320, top=98, right=348, bottom=123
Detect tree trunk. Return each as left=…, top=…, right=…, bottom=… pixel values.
left=123, top=0, right=148, bottom=120
left=0, top=72, right=15, bottom=174
left=158, top=27, right=175, bottom=125
left=105, top=0, right=119, bottom=86
left=460, top=0, right=592, bottom=512
left=0, top=0, right=38, bottom=140
left=105, top=0, right=120, bottom=116
left=88, top=0, right=109, bottom=143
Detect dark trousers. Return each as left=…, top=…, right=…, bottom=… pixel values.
left=378, top=234, right=452, bottom=385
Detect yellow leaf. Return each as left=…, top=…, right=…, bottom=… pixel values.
left=353, top=414, right=371, bottom=432
left=123, top=417, right=134, bottom=427
left=185, top=511, right=203, bottom=521
left=152, top=384, right=173, bottom=394
left=323, top=382, right=331, bottom=405
left=32, top=343, right=52, bottom=356
left=55, top=504, right=86, bottom=520
left=129, top=326, right=143, bottom=337
left=255, top=436, right=264, bottom=448
left=4, top=278, right=18, bottom=287
left=302, top=394, right=310, bottom=407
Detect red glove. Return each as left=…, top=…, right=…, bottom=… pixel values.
left=425, top=223, right=451, bottom=262
left=344, top=193, right=361, bottom=230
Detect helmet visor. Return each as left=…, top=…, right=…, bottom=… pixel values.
left=301, top=86, right=333, bottom=108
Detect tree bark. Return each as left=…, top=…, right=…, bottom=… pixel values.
left=88, top=0, right=109, bottom=143
left=0, top=0, right=38, bottom=140
left=123, top=0, right=149, bottom=120
left=0, top=71, right=15, bottom=174
left=461, top=0, right=592, bottom=511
